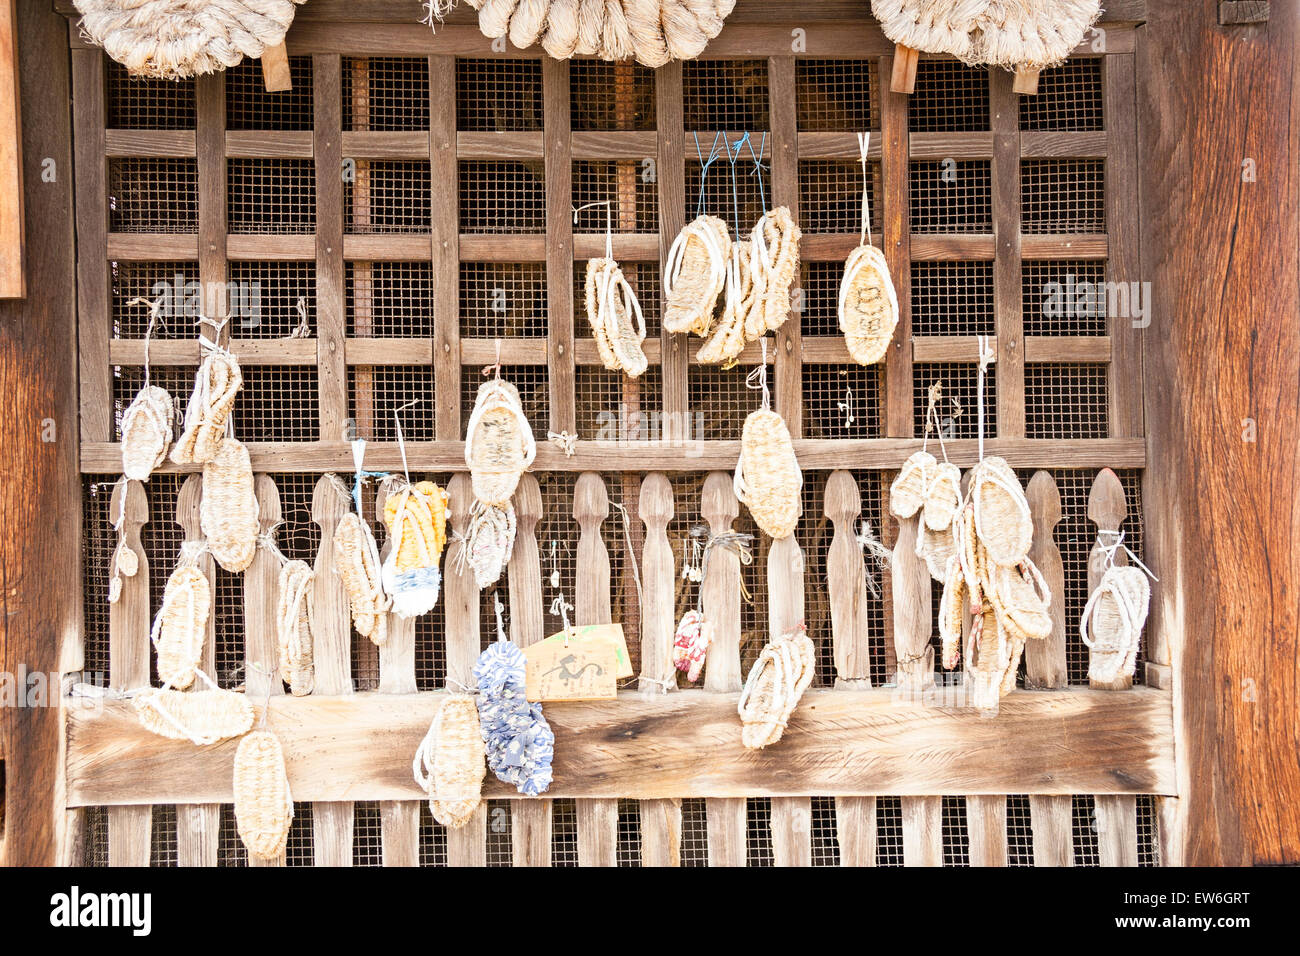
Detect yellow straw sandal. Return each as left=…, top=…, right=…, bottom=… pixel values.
left=233, top=729, right=294, bottom=861
left=171, top=333, right=242, bottom=465
left=738, top=623, right=815, bottom=749
left=1080, top=564, right=1150, bottom=684
left=334, top=511, right=391, bottom=647
left=381, top=481, right=450, bottom=618
left=121, top=385, right=174, bottom=481
left=585, top=256, right=649, bottom=378
left=133, top=679, right=254, bottom=745
left=889, top=450, right=935, bottom=519
left=200, top=437, right=259, bottom=573
left=663, top=214, right=730, bottom=336
left=151, top=561, right=210, bottom=690
left=276, top=559, right=315, bottom=696
left=750, top=205, right=801, bottom=335
left=466, top=377, right=537, bottom=507
left=735, top=407, right=802, bottom=540
left=413, top=694, right=487, bottom=829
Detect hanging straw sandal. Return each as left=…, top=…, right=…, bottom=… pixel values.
left=151, top=561, right=210, bottom=690
left=133, top=679, right=254, bottom=745
left=276, top=559, right=315, bottom=696
left=840, top=244, right=899, bottom=365
left=121, top=385, right=174, bottom=481
left=938, top=555, right=966, bottom=669
left=923, top=460, right=962, bottom=532
left=200, top=437, right=259, bottom=573
left=463, top=499, right=517, bottom=589
left=735, top=407, right=803, bottom=540
left=334, top=511, right=391, bottom=647
left=381, top=481, right=450, bottom=619
left=915, top=519, right=958, bottom=584
left=233, top=729, right=294, bottom=861
left=1080, top=564, right=1150, bottom=684
left=750, top=205, right=801, bottom=336
left=413, top=694, right=487, bottom=829
left=985, top=558, right=1054, bottom=645
left=663, top=214, right=730, bottom=337
left=697, top=239, right=756, bottom=365
left=672, top=608, right=712, bottom=683
left=889, top=450, right=936, bottom=519
left=970, top=456, right=1033, bottom=568
left=171, top=331, right=242, bottom=466
left=466, top=377, right=537, bottom=507
left=585, top=256, right=648, bottom=378
left=738, top=623, right=815, bottom=749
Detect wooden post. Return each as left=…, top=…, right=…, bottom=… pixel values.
left=1028, top=795, right=1073, bottom=867
left=656, top=62, right=688, bottom=442
left=261, top=42, right=292, bottom=92
left=966, top=796, right=1008, bottom=867
left=890, top=513, right=933, bottom=689
left=879, top=54, right=912, bottom=437
left=901, top=794, right=942, bottom=866
left=315, top=55, right=347, bottom=442
left=573, top=473, right=619, bottom=867
left=767, top=517, right=810, bottom=866
left=1024, top=471, right=1067, bottom=689
left=430, top=55, right=461, bottom=442
left=769, top=55, right=801, bottom=435
left=1086, top=468, right=1131, bottom=690
left=825, top=471, right=872, bottom=687
left=0, top=0, right=24, bottom=298
left=544, top=58, right=575, bottom=437
left=1094, top=794, right=1138, bottom=867
left=992, top=68, right=1025, bottom=438
left=889, top=44, right=919, bottom=94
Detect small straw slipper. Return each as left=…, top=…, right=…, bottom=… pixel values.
left=233, top=730, right=294, bottom=861
left=171, top=348, right=242, bottom=465
left=585, top=257, right=648, bottom=378
left=664, top=214, right=731, bottom=336
left=750, top=206, right=801, bottom=335
left=466, top=378, right=537, bottom=507
left=697, top=240, right=754, bottom=365
left=413, top=694, right=487, bottom=829
left=839, top=244, right=899, bottom=365
left=889, top=450, right=936, bottom=519
left=151, top=563, right=210, bottom=690
left=970, top=456, right=1033, bottom=568
left=738, top=624, right=815, bottom=749
left=334, top=511, right=391, bottom=647
left=133, top=685, right=254, bottom=745
left=938, top=555, right=966, bottom=669
left=915, top=519, right=957, bottom=584
left=985, top=558, right=1053, bottom=644
left=276, top=559, right=315, bottom=696
left=735, top=407, right=803, bottom=540
left=121, top=385, right=174, bottom=481
left=966, top=601, right=1010, bottom=716
left=463, top=500, right=517, bottom=589
left=1080, top=564, right=1150, bottom=684
left=923, top=461, right=962, bottom=532
left=200, top=437, right=259, bottom=573
left=381, top=481, right=450, bottom=619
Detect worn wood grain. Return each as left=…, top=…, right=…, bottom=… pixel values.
left=1087, top=468, right=1131, bottom=690
left=701, top=473, right=742, bottom=693
left=768, top=55, right=800, bottom=434
left=880, top=54, right=912, bottom=436
left=638, top=474, right=675, bottom=692
left=1028, top=794, right=1074, bottom=867
left=1024, top=471, right=1067, bottom=689
left=314, top=55, right=347, bottom=440
left=544, top=58, right=574, bottom=434
left=72, top=49, right=110, bottom=442
left=825, top=471, right=872, bottom=686
left=657, top=62, right=688, bottom=441
left=0, top=0, right=23, bottom=298
left=260, top=41, right=291, bottom=92
left=901, top=795, right=942, bottom=866
left=991, top=70, right=1024, bottom=437
left=835, top=796, right=876, bottom=866
left=890, top=514, right=933, bottom=689
left=1106, top=54, right=1144, bottom=439
left=1094, top=794, right=1138, bottom=867
left=443, top=474, right=479, bottom=687
left=966, top=795, right=1008, bottom=866
left=429, top=56, right=460, bottom=441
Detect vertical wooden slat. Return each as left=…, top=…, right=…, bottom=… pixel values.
left=71, top=49, right=110, bottom=441
left=771, top=797, right=812, bottom=867
left=0, top=0, right=24, bottom=298
left=967, top=796, right=1009, bottom=867
left=107, top=479, right=149, bottom=866
left=1028, top=795, right=1073, bottom=867
left=1087, top=467, right=1131, bottom=690
left=656, top=62, right=688, bottom=441
left=507, top=474, right=550, bottom=866
left=1105, top=53, right=1143, bottom=439
left=768, top=55, right=801, bottom=435
left=700, top=472, right=745, bottom=865
left=768, top=523, right=810, bottom=866
left=825, top=470, right=872, bottom=686
left=315, top=55, right=347, bottom=440
left=890, top=513, right=932, bottom=689
left=430, top=55, right=461, bottom=441
left=879, top=54, right=911, bottom=437
left=1094, top=794, right=1139, bottom=867
left=1156, top=796, right=1182, bottom=867
left=310, top=474, right=353, bottom=865
left=573, top=472, right=618, bottom=866
left=196, top=73, right=226, bottom=331
left=639, top=797, right=683, bottom=868
left=835, top=797, right=876, bottom=867
left=1024, top=471, right=1067, bottom=688
left=375, top=481, right=418, bottom=866
left=544, top=58, right=575, bottom=434
left=901, top=794, right=943, bottom=867
left=991, top=69, right=1024, bottom=437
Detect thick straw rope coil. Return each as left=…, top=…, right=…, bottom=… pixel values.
left=735, top=408, right=803, bottom=540
left=413, top=694, right=487, bottom=828
left=663, top=214, right=730, bottom=337
left=233, top=729, right=294, bottom=860
left=201, top=438, right=260, bottom=573
left=151, top=563, right=210, bottom=690
left=276, top=559, right=315, bottom=696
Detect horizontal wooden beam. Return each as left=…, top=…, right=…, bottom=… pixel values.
left=66, top=686, right=1174, bottom=806
left=81, top=437, right=1145, bottom=473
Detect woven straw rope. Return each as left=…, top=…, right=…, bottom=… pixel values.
left=466, top=377, right=536, bottom=506
left=151, top=562, right=210, bottom=690
left=738, top=625, right=815, bottom=749
left=276, top=559, right=315, bottom=696
left=334, top=511, right=391, bottom=647
left=200, top=437, right=260, bottom=573
left=381, top=481, right=450, bottom=618
left=663, top=214, right=730, bottom=337
left=233, top=729, right=294, bottom=860
left=171, top=346, right=241, bottom=466
left=1080, top=564, right=1150, bottom=683
left=133, top=685, right=255, bottom=745
left=585, top=257, right=649, bottom=378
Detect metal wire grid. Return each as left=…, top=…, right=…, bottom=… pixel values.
left=617, top=800, right=643, bottom=866
left=797, top=261, right=841, bottom=336
left=551, top=798, right=580, bottom=866
left=685, top=157, right=771, bottom=233
left=227, top=261, right=316, bottom=338
left=680, top=798, right=709, bottom=866
left=107, top=63, right=195, bottom=129
left=284, top=803, right=315, bottom=865
left=912, top=362, right=996, bottom=439
left=456, top=59, right=544, bottom=132
left=1025, top=364, right=1109, bottom=439
left=111, top=364, right=193, bottom=442
left=810, top=797, right=841, bottom=865
left=802, top=363, right=883, bottom=440
left=908, top=61, right=990, bottom=132
left=1072, top=794, right=1101, bottom=865
left=416, top=611, right=448, bottom=691
left=795, top=59, right=878, bottom=132
left=230, top=366, right=321, bottom=442
left=797, top=472, right=834, bottom=687
left=225, top=57, right=313, bottom=130
left=1137, top=795, right=1158, bottom=866
left=460, top=365, right=550, bottom=439
left=575, top=366, right=663, bottom=442
left=799, top=160, right=882, bottom=235
left=271, top=473, right=324, bottom=563
left=1019, top=59, right=1104, bottom=131
left=1022, top=259, right=1109, bottom=335
left=909, top=160, right=993, bottom=233
left=941, top=796, right=970, bottom=865
left=745, top=797, right=775, bottom=866
left=911, top=261, right=995, bottom=336
left=218, top=804, right=248, bottom=866
left=876, top=796, right=904, bottom=865
left=347, top=366, right=436, bottom=441
left=1021, top=159, right=1106, bottom=234
left=1006, top=794, right=1035, bottom=865
left=227, top=159, right=316, bottom=234
left=683, top=60, right=770, bottom=131
left=81, top=478, right=115, bottom=685
left=343, top=57, right=431, bottom=131
left=150, top=804, right=177, bottom=866
left=345, top=161, right=432, bottom=233
left=108, top=159, right=199, bottom=233
left=574, top=261, right=662, bottom=339
left=485, top=800, right=514, bottom=866
left=347, top=262, right=435, bottom=336
left=460, top=262, right=549, bottom=338
left=353, top=801, right=384, bottom=866
left=573, top=160, right=659, bottom=233
left=110, top=261, right=200, bottom=338
left=459, top=161, right=547, bottom=233
left=418, top=801, right=450, bottom=865
left=570, top=60, right=656, bottom=131
left=687, top=365, right=754, bottom=441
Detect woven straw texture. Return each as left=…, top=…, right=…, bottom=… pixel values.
left=889, top=449, right=934, bottom=519
left=752, top=206, right=801, bottom=335
left=276, top=559, right=315, bottom=696
left=1082, top=564, right=1149, bottom=682
left=585, top=257, right=648, bottom=378
left=200, top=438, right=260, bottom=573
left=466, top=379, right=535, bottom=506
left=839, top=243, right=899, bottom=366
left=133, top=687, right=254, bottom=744
left=75, top=0, right=308, bottom=79
left=426, top=694, right=487, bottom=829
left=735, top=408, right=802, bottom=539
left=152, top=563, right=210, bottom=689
left=233, top=729, right=294, bottom=860
left=663, top=214, right=730, bottom=336
left=738, top=625, right=815, bottom=749
left=120, top=384, right=174, bottom=481
left=971, top=455, right=1033, bottom=567
left=334, top=512, right=390, bottom=647
left=171, top=349, right=241, bottom=465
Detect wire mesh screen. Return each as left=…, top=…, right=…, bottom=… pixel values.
left=347, top=262, right=435, bottom=337
left=459, top=161, right=546, bottom=233
left=745, top=797, right=775, bottom=866
left=913, top=363, right=995, bottom=439
left=802, top=364, right=882, bottom=439
left=344, top=57, right=430, bottom=130
left=575, top=262, right=661, bottom=339
left=353, top=802, right=384, bottom=866
left=1021, top=160, right=1106, bottom=234
left=1072, top=794, right=1101, bottom=865
left=797, top=261, right=842, bottom=336
left=1025, top=364, right=1109, bottom=438
left=419, top=802, right=449, bottom=865
left=687, top=366, right=754, bottom=441
left=225, top=57, right=313, bottom=130
left=551, top=799, right=579, bottom=866
left=911, top=261, right=995, bottom=336
left=228, top=159, right=316, bottom=233
left=680, top=798, right=709, bottom=866
left=461, top=262, right=548, bottom=338
left=227, top=261, right=316, bottom=337
left=575, top=367, right=663, bottom=441
left=1022, top=259, right=1109, bottom=335
left=230, top=366, right=320, bottom=442
left=617, top=800, right=643, bottom=866
left=570, top=60, right=655, bottom=130
left=799, top=160, right=881, bottom=235
left=940, top=796, right=970, bottom=865
left=909, top=61, right=990, bottom=132
left=796, top=59, right=878, bottom=131
left=457, top=59, right=544, bottom=131
left=1019, top=58, right=1104, bottom=131
left=683, top=60, right=769, bottom=131
left=111, top=261, right=200, bottom=338
left=876, top=796, right=904, bottom=866
left=685, top=157, right=771, bottom=232
left=910, top=160, right=993, bottom=233
left=108, top=63, right=195, bottom=129
left=348, top=367, right=436, bottom=440
left=108, top=159, right=198, bottom=232
left=345, top=161, right=432, bottom=233
left=573, top=161, right=658, bottom=233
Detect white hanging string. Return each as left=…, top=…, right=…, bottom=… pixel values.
left=1095, top=529, right=1159, bottom=580
left=573, top=199, right=614, bottom=261
left=393, top=398, right=421, bottom=486
left=744, top=337, right=771, bottom=410
left=975, top=334, right=995, bottom=462
left=857, top=131, right=874, bottom=248
left=125, top=295, right=166, bottom=389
